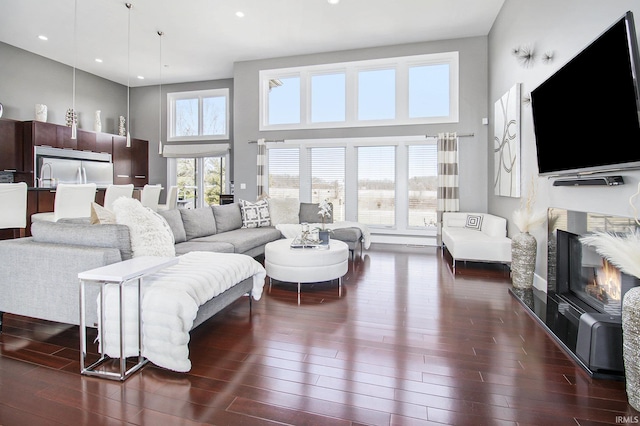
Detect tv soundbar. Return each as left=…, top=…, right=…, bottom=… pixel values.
left=552, top=175, right=624, bottom=186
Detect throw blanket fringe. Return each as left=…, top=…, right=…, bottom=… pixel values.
left=98, top=251, right=266, bottom=372
left=276, top=221, right=371, bottom=249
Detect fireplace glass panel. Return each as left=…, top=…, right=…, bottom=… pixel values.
left=567, top=231, right=623, bottom=315
left=550, top=209, right=640, bottom=317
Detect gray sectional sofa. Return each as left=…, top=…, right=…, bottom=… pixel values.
left=159, top=203, right=282, bottom=257
left=0, top=200, right=364, bottom=334
left=0, top=202, right=281, bottom=331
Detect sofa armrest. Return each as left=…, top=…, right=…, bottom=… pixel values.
left=481, top=215, right=507, bottom=238
left=0, top=238, right=123, bottom=326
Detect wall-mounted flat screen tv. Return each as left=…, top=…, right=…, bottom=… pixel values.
left=531, top=11, right=640, bottom=176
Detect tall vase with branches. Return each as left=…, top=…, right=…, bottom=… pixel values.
left=511, top=177, right=546, bottom=289
left=580, top=221, right=640, bottom=410
left=317, top=199, right=332, bottom=244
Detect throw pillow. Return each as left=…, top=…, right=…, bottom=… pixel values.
left=239, top=199, right=271, bottom=228
left=212, top=203, right=243, bottom=233
left=90, top=202, right=116, bottom=225
left=157, top=208, right=187, bottom=243
left=465, top=214, right=484, bottom=231
left=112, top=197, right=175, bottom=258
left=268, top=198, right=300, bottom=225
left=180, top=207, right=217, bottom=240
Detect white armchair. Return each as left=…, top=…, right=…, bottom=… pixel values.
left=441, top=212, right=512, bottom=271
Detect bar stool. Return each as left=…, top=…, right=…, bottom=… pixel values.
left=103, top=184, right=134, bottom=211
left=140, top=184, right=162, bottom=212
left=31, top=183, right=97, bottom=222
left=0, top=182, right=28, bottom=238
left=157, top=185, right=178, bottom=211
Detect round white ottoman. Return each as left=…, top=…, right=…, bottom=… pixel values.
left=265, top=238, right=349, bottom=304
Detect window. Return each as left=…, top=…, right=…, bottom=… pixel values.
left=310, top=147, right=345, bottom=221
left=357, top=68, right=396, bottom=121
left=357, top=146, right=395, bottom=226
left=265, top=136, right=437, bottom=239
left=407, top=145, right=438, bottom=227
left=260, top=52, right=458, bottom=130
left=311, top=72, right=346, bottom=123
left=174, top=156, right=226, bottom=208
left=409, top=64, right=450, bottom=118
left=267, top=77, right=300, bottom=125
left=267, top=148, right=300, bottom=198
left=168, top=89, right=229, bottom=141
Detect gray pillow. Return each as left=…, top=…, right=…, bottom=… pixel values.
left=299, top=202, right=333, bottom=224
left=180, top=207, right=217, bottom=240
left=212, top=203, right=243, bottom=233
left=157, top=209, right=187, bottom=243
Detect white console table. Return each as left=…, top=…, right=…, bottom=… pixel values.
left=78, top=256, right=179, bottom=381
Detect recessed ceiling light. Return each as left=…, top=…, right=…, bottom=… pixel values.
left=137, top=75, right=144, bottom=80
left=235, top=11, right=245, bottom=18
left=38, top=35, right=48, bottom=41
left=95, top=58, right=103, bottom=63
left=327, top=0, right=339, bottom=4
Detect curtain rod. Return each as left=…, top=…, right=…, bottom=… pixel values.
left=249, top=134, right=475, bottom=143
left=425, top=133, right=474, bottom=138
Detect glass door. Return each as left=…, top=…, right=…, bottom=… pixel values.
left=174, top=156, right=226, bottom=208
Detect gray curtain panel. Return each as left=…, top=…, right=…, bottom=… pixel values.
left=256, top=138, right=266, bottom=199
left=437, top=132, right=460, bottom=237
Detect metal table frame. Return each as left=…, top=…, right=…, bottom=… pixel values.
left=79, top=256, right=179, bottom=381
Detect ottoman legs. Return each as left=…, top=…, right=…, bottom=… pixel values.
left=269, top=278, right=343, bottom=305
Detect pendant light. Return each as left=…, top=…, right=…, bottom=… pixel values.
left=158, top=30, right=164, bottom=155
left=71, top=0, right=78, bottom=140
left=125, top=2, right=132, bottom=148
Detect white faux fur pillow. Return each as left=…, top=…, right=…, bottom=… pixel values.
left=268, top=198, right=300, bottom=225
left=112, top=197, right=175, bottom=258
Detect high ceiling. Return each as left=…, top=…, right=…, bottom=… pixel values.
left=0, top=0, right=505, bottom=87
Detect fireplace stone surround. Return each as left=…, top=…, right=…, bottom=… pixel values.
left=510, top=208, right=640, bottom=380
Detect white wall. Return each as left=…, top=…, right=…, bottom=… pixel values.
left=488, top=0, right=640, bottom=289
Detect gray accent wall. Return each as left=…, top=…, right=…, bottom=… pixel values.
left=488, top=0, right=640, bottom=288
left=233, top=37, right=490, bottom=211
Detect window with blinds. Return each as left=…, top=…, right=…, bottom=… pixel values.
left=310, top=147, right=345, bottom=221
left=357, top=146, right=396, bottom=226
left=408, top=144, right=438, bottom=227
left=267, top=148, right=300, bottom=198
left=265, top=136, right=438, bottom=237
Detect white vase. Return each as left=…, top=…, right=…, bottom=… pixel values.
left=511, top=231, right=537, bottom=289
left=35, top=104, right=47, bottom=122
left=118, top=116, right=126, bottom=136
left=94, top=110, right=102, bottom=132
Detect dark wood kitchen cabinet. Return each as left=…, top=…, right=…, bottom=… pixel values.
left=112, top=136, right=148, bottom=186
left=21, top=121, right=146, bottom=186
left=130, top=138, right=149, bottom=187
left=0, top=118, right=23, bottom=172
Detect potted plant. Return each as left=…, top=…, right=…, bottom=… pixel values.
left=317, top=199, right=332, bottom=245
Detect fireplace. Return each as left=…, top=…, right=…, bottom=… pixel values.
left=557, top=229, right=639, bottom=317
left=511, top=208, right=639, bottom=379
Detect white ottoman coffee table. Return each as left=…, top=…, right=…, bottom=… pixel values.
left=265, top=238, right=349, bottom=304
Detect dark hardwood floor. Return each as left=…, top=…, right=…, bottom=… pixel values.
left=1, top=245, right=638, bottom=425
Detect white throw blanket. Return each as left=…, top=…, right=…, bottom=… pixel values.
left=98, top=251, right=266, bottom=372
left=276, top=221, right=371, bottom=249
